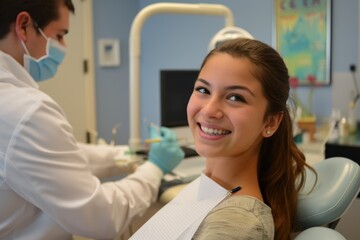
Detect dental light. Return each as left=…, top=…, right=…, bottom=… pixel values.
left=208, top=26, right=254, bottom=50
left=129, top=3, right=252, bottom=149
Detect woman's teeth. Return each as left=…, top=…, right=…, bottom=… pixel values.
left=201, top=126, right=230, bottom=135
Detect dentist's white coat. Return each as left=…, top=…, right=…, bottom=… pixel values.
left=0, top=50, right=162, bottom=240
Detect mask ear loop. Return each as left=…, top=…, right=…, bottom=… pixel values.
left=37, top=27, right=48, bottom=40
left=20, top=40, right=31, bottom=55
left=34, top=21, right=66, bottom=55
left=33, top=21, right=48, bottom=40
left=20, top=20, right=46, bottom=57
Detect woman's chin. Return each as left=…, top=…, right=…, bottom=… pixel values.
left=194, top=144, right=218, bottom=158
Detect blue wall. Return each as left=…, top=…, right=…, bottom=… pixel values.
left=93, top=0, right=359, bottom=144
left=93, top=0, right=138, bottom=144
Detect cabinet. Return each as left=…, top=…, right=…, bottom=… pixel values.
left=325, top=134, right=360, bottom=166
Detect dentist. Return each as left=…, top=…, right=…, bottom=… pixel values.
left=0, top=0, right=184, bottom=239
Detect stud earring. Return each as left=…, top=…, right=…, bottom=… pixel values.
left=266, top=130, right=271, bottom=135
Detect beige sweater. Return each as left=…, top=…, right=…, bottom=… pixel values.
left=193, top=195, right=274, bottom=240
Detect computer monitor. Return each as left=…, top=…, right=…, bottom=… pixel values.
left=160, top=69, right=199, bottom=127
left=160, top=69, right=199, bottom=144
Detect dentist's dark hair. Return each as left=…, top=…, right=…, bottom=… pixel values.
left=200, top=38, right=316, bottom=240
left=0, top=0, right=74, bottom=39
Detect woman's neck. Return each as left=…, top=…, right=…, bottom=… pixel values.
left=204, top=154, right=263, bottom=201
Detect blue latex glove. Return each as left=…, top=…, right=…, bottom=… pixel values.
left=148, top=126, right=185, bottom=174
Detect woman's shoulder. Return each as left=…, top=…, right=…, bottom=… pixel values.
left=193, top=195, right=274, bottom=240
left=212, top=195, right=273, bottom=227
left=217, top=195, right=272, bottom=212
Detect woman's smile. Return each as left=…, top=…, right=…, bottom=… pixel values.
left=198, top=123, right=231, bottom=136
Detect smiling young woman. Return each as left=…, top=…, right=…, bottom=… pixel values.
left=131, top=38, right=315, bottom=240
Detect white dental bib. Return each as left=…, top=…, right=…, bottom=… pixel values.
left=130, top=173, right=231, bottom=240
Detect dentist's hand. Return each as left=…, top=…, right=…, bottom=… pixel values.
left=148, top=126, right=184, bottom=174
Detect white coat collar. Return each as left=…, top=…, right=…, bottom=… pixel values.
left=0, top=50, right=38, bottom=89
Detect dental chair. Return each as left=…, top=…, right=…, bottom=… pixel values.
left=294, top=157, right=360, bottom=239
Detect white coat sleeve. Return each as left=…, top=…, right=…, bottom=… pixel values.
left=6, top=94, right=163, bottom=239
left=77, top=142, right=137, bottom=178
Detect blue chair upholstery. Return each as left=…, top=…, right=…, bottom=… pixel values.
left=295, top=227, right=346, bottom=240
left=296, top=157, right=360, bottom=230
left=294, top=157, right=360, bottom=239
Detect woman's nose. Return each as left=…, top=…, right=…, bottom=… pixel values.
left=202, top=98, right=224, bottom=119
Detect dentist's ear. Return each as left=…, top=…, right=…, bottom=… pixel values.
left=15, top=12, right=32, bottom=41
left=263, top=112, right=283, bottom=138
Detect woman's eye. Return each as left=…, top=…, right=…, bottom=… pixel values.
left=228, top=94, right=246, bottom=103
left=195, top=86, right=209, bottom=95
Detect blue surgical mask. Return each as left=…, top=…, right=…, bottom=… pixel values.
left=21, top=27, right=66, bottom=82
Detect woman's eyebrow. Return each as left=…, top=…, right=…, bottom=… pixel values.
left=196, top=78, right=209, bottom=86
left=226, top=85, right=255, bottom=97
left=196, top=78, right=255, bottom=96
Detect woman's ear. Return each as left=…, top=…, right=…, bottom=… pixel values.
left=15, top=12, right=32, bottom=42
left=263, top=112, right=284, bottom=137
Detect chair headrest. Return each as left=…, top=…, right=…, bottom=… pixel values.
left=294, top=227, right=346, bottom=240
left=296, top=157, right=360, bottom=230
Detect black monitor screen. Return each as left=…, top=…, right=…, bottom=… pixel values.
left=160, top=70, right=199, bottom=127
